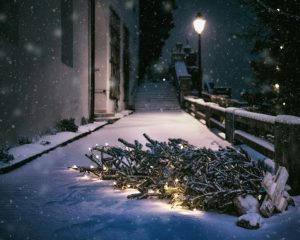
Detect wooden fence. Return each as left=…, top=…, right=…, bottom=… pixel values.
left=183, top=96, right=300, bottom=195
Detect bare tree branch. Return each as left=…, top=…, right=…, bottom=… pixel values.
left=256, top=0, right=300, bottom=20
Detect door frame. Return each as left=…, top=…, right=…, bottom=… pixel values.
left=88, top=0, right=96, bottom=120
left=123, top=24, right=130, bottom=109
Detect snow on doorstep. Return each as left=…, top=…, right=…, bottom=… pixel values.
left=114, top=110, right=133, bottom=119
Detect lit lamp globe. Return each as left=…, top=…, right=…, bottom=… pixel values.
left=193, top=13, right=206, bottom=35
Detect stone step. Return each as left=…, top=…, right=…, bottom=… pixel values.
left=136, top=106, right=181, bottom=109
left=135, top=80, right=180, bottom=111
left=136, top=98, right=179, bottom=101
left=137, top=92, right=177, bottom=94
left=135, top=103, right=180, bottom=106
left=95, top=109, right=107, bottom=113
left=135, top=108, right=182, bottom=112
left=136, top=92, right=177, bottom=97
left=136, top=94, right=177, bottom=97
left=136, top=102, right=178, bottom=105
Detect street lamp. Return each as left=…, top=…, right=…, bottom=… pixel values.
left=193, top=12, right=206, bottom=97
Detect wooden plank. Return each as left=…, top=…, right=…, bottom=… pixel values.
left=210, top=118, right=225, bottom=132
left=234, top=130, right=274, bottom=159
left=260, top=167, right=289, bottom=217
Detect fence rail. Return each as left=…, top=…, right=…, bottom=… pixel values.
left=183, top=96, right=300, bottom=195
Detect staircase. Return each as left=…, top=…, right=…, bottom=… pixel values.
left=134, top=81, right=181, bottom=112
left=94, top=110, right=116, bottom=122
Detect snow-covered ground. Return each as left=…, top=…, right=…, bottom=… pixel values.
left=0, top=111, right=299, bottom=240
left=0, top=122, right=108, bottom=171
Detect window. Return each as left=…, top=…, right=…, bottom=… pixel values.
left=61, top=0, right=73, bottom=67
left=0, top=1, right=18, bottom=44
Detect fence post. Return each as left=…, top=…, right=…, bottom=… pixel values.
left=275, top=115, right=300, bottom=195
left=205, top=103, right=212, bottom=128
left=179, top=76, right=191, bottom=106
left=225, top=107, right=238, bottom=143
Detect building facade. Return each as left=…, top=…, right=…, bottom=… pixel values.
left=0, top=0, right=139, bottom=147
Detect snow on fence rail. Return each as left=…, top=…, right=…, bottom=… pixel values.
left=183, top=96, right=300, bottom=195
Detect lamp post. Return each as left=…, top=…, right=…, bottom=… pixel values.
left=193, top=12, right=206, bottom=97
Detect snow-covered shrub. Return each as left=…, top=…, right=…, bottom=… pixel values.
left=81, top=117, right=91, bottom=125
left=56, top=118, right=78, bottom=132
left=0, top=148, right=14, bottom=163
left=18, top=136, right=32, bottom=145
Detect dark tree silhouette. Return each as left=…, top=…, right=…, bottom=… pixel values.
left=139, top=0, right=176, bottom=80
left=242, top=0, right=300, bottom=116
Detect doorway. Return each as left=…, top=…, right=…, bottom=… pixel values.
left=89, top=0, right=108, bottom=119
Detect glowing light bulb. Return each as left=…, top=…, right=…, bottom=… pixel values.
left=81, top=174, right=89, bottom=180
left=90, top=165, right=95, bottom=169
left=127, top=184, right=131, bottom=188
left=96, top=155, right=100, bottom=159
left=103, top=166, right=107, bottom=171
left=95, top=143, right=98, bottom=147
left=175, top=178, right=179, bottom=183
left=113, top=181, right=117, bottom=185
left=258, top=195, right=262, bottom=201
left=193, top=13, right=206, bottom=34
left=274, top=83, right=280, bottom=90
left=88, top=147, right=92, bottom=151
left=105, top=142, right=109, bottom=146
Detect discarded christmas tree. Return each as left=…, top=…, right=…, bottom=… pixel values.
left=70, top=134, right=267, bottom=214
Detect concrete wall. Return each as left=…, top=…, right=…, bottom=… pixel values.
left=94, top=0, right=139, bottom=113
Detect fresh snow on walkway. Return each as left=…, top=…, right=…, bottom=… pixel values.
left=0, top=111, right=299, bottom=240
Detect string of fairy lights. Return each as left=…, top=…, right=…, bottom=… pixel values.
left=69, top=134, right=267, bottom=214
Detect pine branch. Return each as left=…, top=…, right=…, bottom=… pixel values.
left=70, top=134, right=268, bottom=214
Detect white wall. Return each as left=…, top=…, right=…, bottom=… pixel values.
left=0, top=0, right=90, bottom=147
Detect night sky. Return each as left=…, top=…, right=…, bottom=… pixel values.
left=162, top=0, right=255, bottom=98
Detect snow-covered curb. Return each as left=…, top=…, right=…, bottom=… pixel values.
left=0, top=110, right=134, bottom=173
left=0, top=122, right=108, bottom=173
